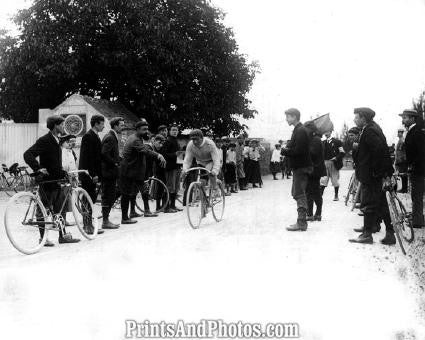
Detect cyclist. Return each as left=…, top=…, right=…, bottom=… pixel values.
left=182, top=129, right=222, bottom=195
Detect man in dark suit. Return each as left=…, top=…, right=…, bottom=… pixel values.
left=400, top=109, right=425, bottom=229
left=101, top=117, right=125, bottom=229
left=119, top=119, right=166, bottom=223
left=281, top=108, right=313, bottom=231
left=349, top=107, right=395, bottom=245
left=24, top=115, right=80, bottom=245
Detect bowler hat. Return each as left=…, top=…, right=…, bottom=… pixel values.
left=157, top=124, right=167, bottom=132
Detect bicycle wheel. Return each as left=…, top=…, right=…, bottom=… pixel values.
left=4, top=176, right=18, bottom=197
left=4, top=191, right=48, bottom=255
left=345, top=174, right=354, bottom=206
left=186, top=182, right=204, bottom=229
left=135, top=178, right=169, bottom=213
left=71, top=187, right=98, bottom=240
left=386, top=192, right=406, bottom=255
left=211, top=181, right=225, bottom=222
left=351, top=182, right=361, bottom=211
left=397, top=198, right=414, bottom=243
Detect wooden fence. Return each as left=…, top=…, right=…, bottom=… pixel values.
left=0, top=123, right=39, bottom=167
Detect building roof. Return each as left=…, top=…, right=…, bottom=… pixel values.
left=81, top=95, right=140, bottom=129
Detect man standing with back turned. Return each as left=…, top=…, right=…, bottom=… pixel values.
left=281, top=108, right=313, bottom=231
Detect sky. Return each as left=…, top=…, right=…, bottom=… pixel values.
left=1, top=0, right=425, bottom=142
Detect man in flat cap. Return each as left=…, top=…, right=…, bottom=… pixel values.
left=119, top=119, right=166, bottom=224
left=349, top=108, right=395, bottom=245
left=399, top=109, right=425, bottom=229
left=394, top=127, right=408, bottom=193
left=281, top=108, right=313, bottom=231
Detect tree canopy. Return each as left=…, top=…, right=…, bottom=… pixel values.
left=0, top=0, right=259, bottom=135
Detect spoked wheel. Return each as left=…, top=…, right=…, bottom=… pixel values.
left=72, top=187, right=98, bottom=240
left=135, top=178, right=169, bottom=214
left=211, top=181, right=225, bottom=222
left=4, top=191, right=48, bottom=255
left=398, top=200, right=414, bottom=243
left=386, top=192, right=406, bottom=255
left=4, top=176, right=19, bottom=197
left=186, top=182, right=205, bottom=229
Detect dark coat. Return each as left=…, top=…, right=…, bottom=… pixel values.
left=310, top=135, right=326, bottom=179
left=120, top=134, right=159, bottom=181
left=162, top=135, right=180, bottom=171
left=323, top=138, right=345, bottom=170
left=355, top=121, right=394, bottom=184
left=404, top=124, right=425, bottom=176
left=23, top=132, right=66, bottom=182
left=282, top=122, right=312, bottom=169
left=101, top=130, right=121, bottom=179
left=79, top=129, right=102, bottom=179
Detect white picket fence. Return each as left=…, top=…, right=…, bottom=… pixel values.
left=0, top=123, right=39, bottom=168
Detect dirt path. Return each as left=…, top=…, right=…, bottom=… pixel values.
left=0, top=171, right=424, bottom=340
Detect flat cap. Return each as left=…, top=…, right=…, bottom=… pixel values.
left=354, top=107, right=375, bottom=120
left=157, top=125, right=168, bottom=132
left=135, top=119, right=149, bottom=129
left=154, top=134, right=166, bottom=142
left=399, top=109, right=421, bottom=117
left=397, top=128, right=405, bottom=132
left=348, top=127, right=361, bottom=135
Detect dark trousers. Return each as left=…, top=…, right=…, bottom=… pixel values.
left=101, top=177, right=120, bottom=220
left=38, top=185, right=66, bottom=239
left=360, top=179, right=393, bottom=234
left=291, top=167, right=313, bottom=210
left=306, top=177, right=323, bottom=216
left=410, top=174, right=425, bottom=227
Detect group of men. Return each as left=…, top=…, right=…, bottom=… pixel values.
left=281, top=106, right=425, bottom=247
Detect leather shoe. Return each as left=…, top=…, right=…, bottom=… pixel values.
left=353, top=226, right=364, bottom=233
left=349, top=233, right=373, bottom=244
left=59, top=233, right=80, bottom=244
left=144, top=211, right=158, bottom=217
left=164, top=208, right=178, bottom=213
left=314, top=215, right=322, bottom=221
left=286, top=223, right=307, bottom=231
left=121, top=219, right=137, bottom=224
left=97, top=228, right=105, bottom=235
left=380, top=232, right=396, bottom=245
left=130, top=212, right=143, bottom=218
left=172, top=207, right=183, bottom=212
left=102, top=220, right=120, bottom=229
left=42, top=239, right=55, bottom=247
left=306, top=215, right=314, bottom=222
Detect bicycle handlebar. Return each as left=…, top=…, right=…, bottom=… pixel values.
left=183, top=167, right=213, bottom=175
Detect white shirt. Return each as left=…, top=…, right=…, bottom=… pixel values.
left=271, top=149, right=281, bottom=162
left=226, top=150, right=236, bottom=164
left=62, top=148, right=77, bottom=173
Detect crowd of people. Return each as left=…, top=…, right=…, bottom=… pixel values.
left=23, top=115, right=269, bottom=247
left=280, top=107, right=425, bottom=248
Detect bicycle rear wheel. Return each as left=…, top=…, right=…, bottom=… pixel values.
left=4, top=191, right=48, bottom=255
left=345, top=174, right=354, bottom=206
left=135, top=178, right=169, bottom=213
left=72, top=187, right=98, bottom=240
left=211, top=181, right=225, bottom=222
left=186, top=182, right=204, bottom=229
left=386, top=192, right=406, bottom=255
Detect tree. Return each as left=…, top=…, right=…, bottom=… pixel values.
left=340, top=121, right=352, bottom=153
left=0, top=0, right=259, bottom=135
left=412, top=91, right=425, bottom=128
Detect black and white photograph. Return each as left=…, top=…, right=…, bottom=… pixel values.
left=0, top=0, right=425, bottom=339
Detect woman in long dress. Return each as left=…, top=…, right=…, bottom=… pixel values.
left=270, top=144, right=282, bottom=180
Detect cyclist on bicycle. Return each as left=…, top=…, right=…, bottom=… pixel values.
left=182, top=129, right=221, bottom=192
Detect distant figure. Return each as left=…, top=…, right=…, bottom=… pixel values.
left=270, top=144, right=282, bottom=180
left=394, top=128, right=408, bottom=193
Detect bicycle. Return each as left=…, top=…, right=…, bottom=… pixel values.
left=345, top=172, right=357, bottom=206
left=1, top=163, right=33, bottom=196
left=94, top=175, right=170, bottom=216
left=184, top=167, right=225, bottom=229
left=385, top=173, right=414, bottom=255
left=4, top=170, right=99, bottom=255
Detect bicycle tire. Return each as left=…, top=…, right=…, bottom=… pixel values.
left=135, top=177, right=169, bottom=213
left=4, top=191, right=48, bottom=255
left=211, top=181, right=225, bottom=222
left=345, top=174, right=354, bottom=206
left=351, top=182, right=361, bottom=211
left=396, top=197, right=414, bottom=243
left=386, top=191, right=406, bottom=255
left=186, top=182, right=204, bottom=229
left=72, top=187, right=98, bottom=240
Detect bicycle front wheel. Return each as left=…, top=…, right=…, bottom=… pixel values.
left=397, top=199, right=414, bottom=243
left=186, top=182, right=204, bottom=229
left=386, top=192, right=406, bottom=255
left=135, top=178, right=170, bottom=213
left=211, top=181, right=225, bottom=222
left=72, top=187, right=98, bottom=240
left=4, top=191, right=48, bottom=255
